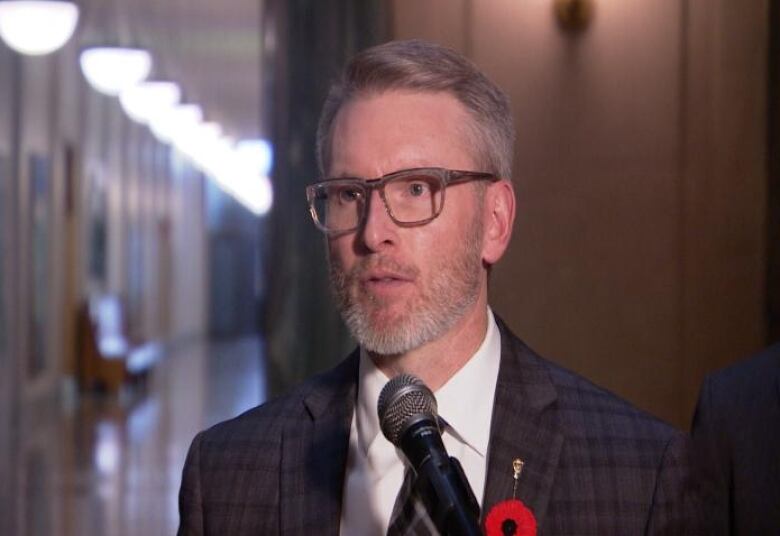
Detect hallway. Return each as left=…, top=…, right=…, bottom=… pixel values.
left=11, top=336, right=266, bottom=536
left=0, top=1, right=776, bottom=534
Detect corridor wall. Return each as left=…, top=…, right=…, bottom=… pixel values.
left=0, top=27, right=210, bottom=536
left=0, top=40, right=17, bottom=536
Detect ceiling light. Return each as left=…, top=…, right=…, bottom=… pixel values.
left=80, top=46, right=152, bottom=96
left=203, top=143, right=273, bottom=216
left=231, top=173, right=273, bottom=216
left=190, top=136, right=233, bottom=178
left=149, top=103, right=203, bottom=144
left=120, top=81, right=181, bottom=125
left=173, top=121, right=222, bottom=162
left=212, top=164, right=273, bottom=216
left=0, top=0, right=79, bottom=55
left=235, top=139, right=273, bottom=176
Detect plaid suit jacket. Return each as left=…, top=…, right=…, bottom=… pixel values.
left=178, top=318, right=702, bottom=535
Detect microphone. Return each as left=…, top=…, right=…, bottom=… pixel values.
left=378, top=374, right=482, bottom=536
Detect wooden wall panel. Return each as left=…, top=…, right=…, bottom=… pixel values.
left=680, top=0, right=768, bottom=421
left=391, top=0, right=768, bottom=427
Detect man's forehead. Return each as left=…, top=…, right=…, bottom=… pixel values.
left=327, top=89, right=478, bottom=178
left=336, top=88, right=466, bottom=120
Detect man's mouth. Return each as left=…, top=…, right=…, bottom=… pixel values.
left=358, top=266, right=416, bottom=296
left=363, top=270, right=410, bottom=284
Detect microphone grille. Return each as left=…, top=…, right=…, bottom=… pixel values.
left=377, top=373, right=437, bottom=445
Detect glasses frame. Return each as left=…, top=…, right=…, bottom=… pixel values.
left=306, top=167, right=498, bottom=235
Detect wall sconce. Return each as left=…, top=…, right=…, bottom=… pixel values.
left=80, top=46, right=152, bottom=96
left=554, top=0, right=595, bottom=32
left=0, top=0, right=79, bottom=55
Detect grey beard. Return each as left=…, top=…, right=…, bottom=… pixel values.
left=328, top=218, right=484, bottom=356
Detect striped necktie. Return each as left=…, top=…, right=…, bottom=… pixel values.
left=386, top=467, right=440, bottom=535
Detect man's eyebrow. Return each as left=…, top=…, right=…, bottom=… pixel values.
left=324, top=173, right=363, bottom=181
left=327, top=167, right=430, bottom=180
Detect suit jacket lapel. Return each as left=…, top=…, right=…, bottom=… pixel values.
left=280, top=351, right=359, bottom=536
left=482, top=318, right=564, bottom=530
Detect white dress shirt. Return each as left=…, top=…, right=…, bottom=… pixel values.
left=340, top=309, right=502, bottom=535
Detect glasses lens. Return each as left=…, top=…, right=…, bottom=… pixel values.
left=309, top=180, right=364, bottom=232
left=384, top=172, right=444, bottom=224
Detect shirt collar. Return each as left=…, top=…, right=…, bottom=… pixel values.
left=356, top=347, right=389, bottom=457
left=355, top=308, right=502, bottom=460
left=434, top=308, right=501, bottom=458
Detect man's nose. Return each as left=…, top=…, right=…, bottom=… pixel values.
left=360, top=189, right=397, bottom=251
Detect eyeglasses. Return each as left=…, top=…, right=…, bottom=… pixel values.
left=306, top=167, right=498, bottom=234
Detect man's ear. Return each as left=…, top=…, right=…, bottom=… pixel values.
left=481, top=179, right=516, bottom=266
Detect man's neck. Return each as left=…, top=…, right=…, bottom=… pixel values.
left=369, top=295, right=490, bottom=391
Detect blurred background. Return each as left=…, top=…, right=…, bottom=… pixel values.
left=0, top=0, right=777, bottom=534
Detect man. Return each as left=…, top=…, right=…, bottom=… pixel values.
left=178, top=39, right=701, bottom=535
left=691, top=344, right=780, bottom=535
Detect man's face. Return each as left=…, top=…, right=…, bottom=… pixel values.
left=326, top=90, right=488, bottom=356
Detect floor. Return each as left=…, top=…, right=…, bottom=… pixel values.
left=7, top=336, right=266, bottom=536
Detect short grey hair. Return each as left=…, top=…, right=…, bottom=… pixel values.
left=316, top=39, right=515, bottom=180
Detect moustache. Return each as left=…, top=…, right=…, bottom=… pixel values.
left=336, top=256, right=420, bottom=284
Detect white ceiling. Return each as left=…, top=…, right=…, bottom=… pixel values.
left=76, top=0, right=264, bottom=140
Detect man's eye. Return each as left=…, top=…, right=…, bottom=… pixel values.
left=407, top=181, right=430, bottom=197
left=337, top=187, right=362, bottom=203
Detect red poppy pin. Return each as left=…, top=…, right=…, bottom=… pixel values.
left=484, top=458, right=537, bottom=536
left=484, top=499, right=537, bottom=536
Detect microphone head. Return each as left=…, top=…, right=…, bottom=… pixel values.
left=378, top=373, right=438, bottom=445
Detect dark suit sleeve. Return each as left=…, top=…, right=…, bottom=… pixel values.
left=690, top=375, right=730, bottom=536
left=644, top=433, right=705, bottom=535
left=178, top=432, right=205, bottom=536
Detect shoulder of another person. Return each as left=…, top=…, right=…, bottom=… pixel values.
left=697, top=343, right=780, bottom=433
left=707, top=343, right=780, bottom=395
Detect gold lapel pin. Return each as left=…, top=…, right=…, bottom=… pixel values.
left=512, top=458, right=525, bottom=499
